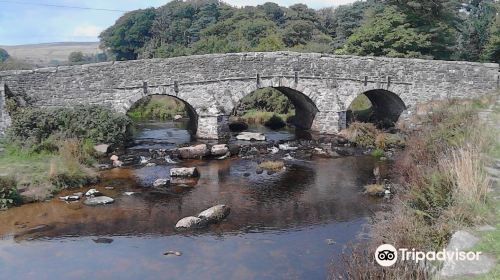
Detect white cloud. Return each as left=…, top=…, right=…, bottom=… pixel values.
left=72, top=24, right=103, bottom=37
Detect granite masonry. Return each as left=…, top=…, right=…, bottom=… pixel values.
left=0, top=52, right=498, bottom=139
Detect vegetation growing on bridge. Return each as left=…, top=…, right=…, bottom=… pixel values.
left=100, top=0, right=500, bottom=63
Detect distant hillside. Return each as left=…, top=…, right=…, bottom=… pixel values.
left=0, top=42, right=101, bottom=67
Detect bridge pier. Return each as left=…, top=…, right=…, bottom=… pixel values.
left=196, top=115, right=230, bottom=140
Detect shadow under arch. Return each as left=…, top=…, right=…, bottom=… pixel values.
left=128, top=94, right=199, bottom=135
left=348, top=89, right=406, bottom=127
left=234, top=86, right=320, bottom=130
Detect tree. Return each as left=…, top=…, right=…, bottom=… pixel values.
left=384, top=0, right=462, bottom=60
left=0, top=48, right=9, bottom=62
left=99, top=8, right=156, bottom=60
left=338, top=6, right=432, bottom=58
left=282, top=20, right=314, bottom=47
left=68, top=51, right=84, bottom=63
left=481, top=2, right=500, bottom=63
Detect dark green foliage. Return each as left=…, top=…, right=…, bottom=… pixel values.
left=99, top=8, right=156, bottom=60
left=0, top=176, right=20, bottom=210
left=235, top=88, right=292, bottom=115
left=0, top=48, right=9, bottom=62
left=99, top=0, right=500, bottom=63
left=8, top=106, right=131, bottom=147
left=338, top=6, right=432, bottom=58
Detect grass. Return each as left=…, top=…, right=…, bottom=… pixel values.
left=258, top=160, right=285, bottom=171
left=363, top=184, right=384, bottom=196
left=0, top=138, right=97, bottom=205
left=333, top=95, right=499, bottom=278
left=239, top=109, right=294, bottom=125
left=127, top=95, right=186, bottom=121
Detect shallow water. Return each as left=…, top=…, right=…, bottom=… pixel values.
left=0, top=122, right=387, bottom=280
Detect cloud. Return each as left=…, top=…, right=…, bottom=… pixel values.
left=72, top=24, right=103, bottom=38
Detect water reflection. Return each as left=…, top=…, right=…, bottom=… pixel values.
left=0, top=123, right=388, bottom=279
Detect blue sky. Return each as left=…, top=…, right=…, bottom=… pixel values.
left=0, top=0, right=355, bottom=45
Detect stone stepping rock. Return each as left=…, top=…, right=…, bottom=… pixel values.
left=84, top=196, right=114, bottom=206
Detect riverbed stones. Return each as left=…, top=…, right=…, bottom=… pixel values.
left=175, top=216, right=206, bottom=230
left=236, top=132, right=266, bottom=141
left=153, top=178, right=169, bottom=188
left=93, top=144, right=110, bottom=155
left=210, top=144, right=229, bottom=156
left=170, top=167, right=200, bottom=178
left=83, top=196, right=114, bottom=206
left=85, top=189, right=102, bottom=197
left=198, top=204, right=230, bottom=222
left=178, top=144, right=209, bottom=159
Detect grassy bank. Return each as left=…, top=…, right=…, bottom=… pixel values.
left=239, top=109, right=294, bottom=125
left=127, top=95, right=186, bottom=121
left=332, top=96, right=498, bottom=278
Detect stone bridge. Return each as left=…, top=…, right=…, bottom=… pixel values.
left=0, top=52, right=498, bottom=139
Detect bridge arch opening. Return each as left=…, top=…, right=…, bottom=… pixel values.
left=127, top=95, right=198, bottom=140
left=231, top=86, right=319, bottom=134
left=347, top=89, right=406, bottom=128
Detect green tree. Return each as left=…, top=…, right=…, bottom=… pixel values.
left=99, top=8, right=156, bottom=60
left=0, top=48, right=9, bottom=62
left=481, top=2, right=500, bottom=62
left=255, top=34, right=285, bottom=51
left=68, top=51, right=84, bottom=63
left=282, top=20, right=314, bottom=47
left=338, top=6, right=432, bottom=58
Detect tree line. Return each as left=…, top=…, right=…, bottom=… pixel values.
left=99, top=0, right=499, bottom=63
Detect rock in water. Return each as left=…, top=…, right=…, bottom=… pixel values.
left=93, top=144, right=110, bottom=155
left=210, top=144, right=229, bottom=156
left=236, top=132, right=266, bottom=141
left=174, top=114, right=183, bottom=120
left=84, top=196, right=114, bottom=206
left=164, top=155, right=178, bottom=164
left=198, top=205, right=230, bottom=222
left=85, top=189, right=102, bottom=197
left=178, top=144, right=209, bottom=159
left=278, top=143, right=298, bottom=151
left=153, top=178, right=169, bottom=187
left=175, top=216, right=205, bottom=230
left=170, top=167, right=200, bottom=178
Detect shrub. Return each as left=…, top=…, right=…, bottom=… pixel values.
left=341, top=122, right=379, bottom=148
left=370, top=149, right=385, bottom=159
left=8, top=105, right=131, bottom=147
left=0, top=176, right=20, bottom=210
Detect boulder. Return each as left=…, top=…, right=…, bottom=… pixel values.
left=85, top=189, right=102, bottom=197
left=236, top=132, right=266, bottom=141
left=170, top=167, right=200, bottom=178
left=178, top=144, right=209, bottom=159
left=174, top=114, right=183, bottom=120
left=93, top=144, right=110, bottom=155
left=227, top=144, right=241, bottom=155
left=153, top=178, right=169, bottom=188
left=211, top=144, right=229, bottom=156
left=83, top=196, right=114, bottom=206
left=198, top=205, right=230, bottom=222
left=278, top=143, right=298, bottom=151
left=113, top=160, right=123, bottom=167
left=110, top=155, right=119, bottom=161
left=175, top=216, right=206, bottom=230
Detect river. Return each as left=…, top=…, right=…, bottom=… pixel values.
left=0, top=121, right=388, bottom=280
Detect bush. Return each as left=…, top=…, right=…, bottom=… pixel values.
left=0, top=176, right=20, bottom=210
left=341, top=122, right=379, bottom=148
left=127, top=95, right=186, bottom=120
left=370, top=148, right=385, bottom=159
left=8, top=105, right=131, bottom=147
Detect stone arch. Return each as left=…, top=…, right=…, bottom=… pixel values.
left=347, top=89, right=406, bottom=126
left=126, top=94, right=199, bottom=135
left=233, top=85, right=319, bottom=130
left=232, top=78, right=320, bottom=130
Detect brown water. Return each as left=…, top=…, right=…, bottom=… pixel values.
left=0, top=123, right=388, bottom=280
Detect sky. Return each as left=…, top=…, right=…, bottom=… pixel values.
left=0, top=0, right=356, bottom=45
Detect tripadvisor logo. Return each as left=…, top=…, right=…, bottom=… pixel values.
left=374, top=244, right=483, bottom=267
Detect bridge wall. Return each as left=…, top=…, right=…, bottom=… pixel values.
left=0, top=52, right=498, bottom=139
